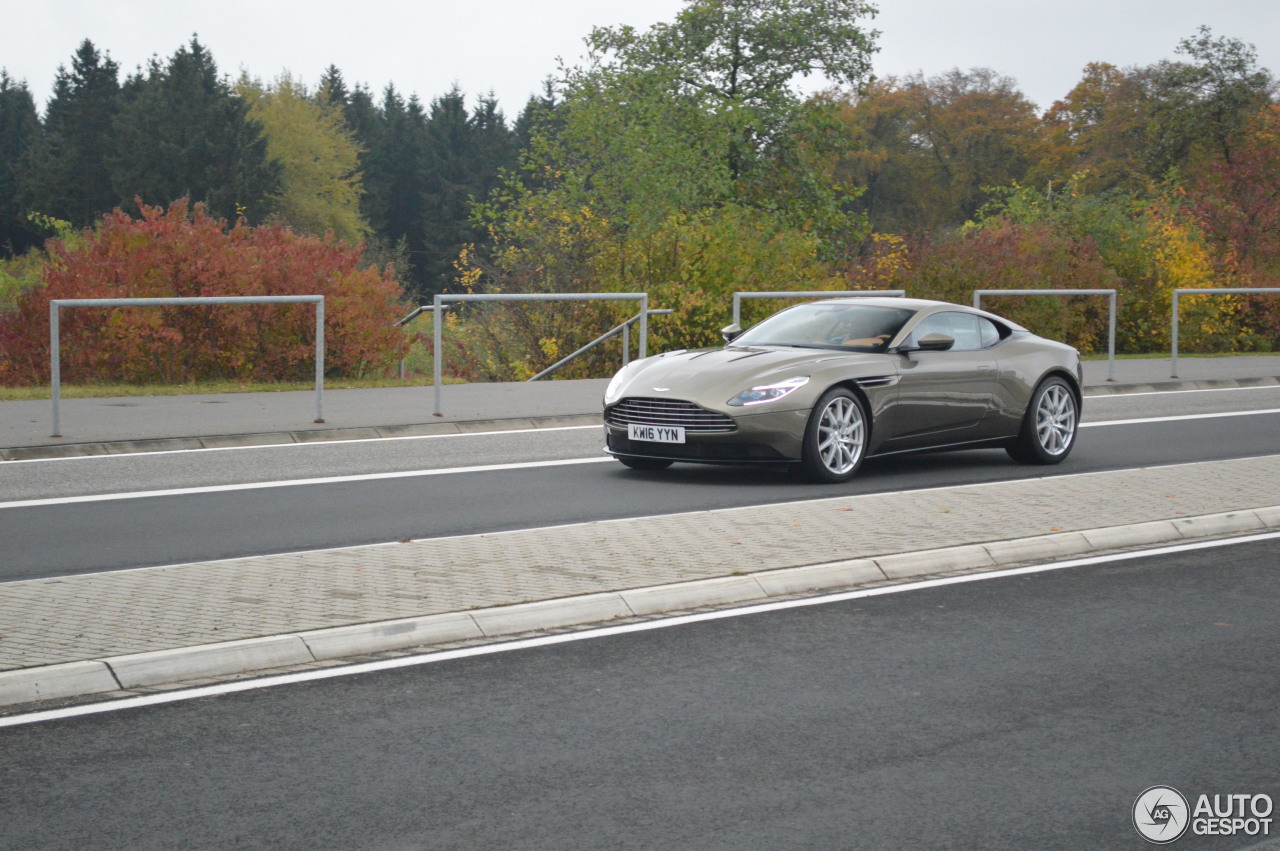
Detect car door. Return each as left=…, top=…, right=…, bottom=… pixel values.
left=878, top=311, right=1001, bottom=450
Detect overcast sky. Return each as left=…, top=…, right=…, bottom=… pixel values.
left=4, top=0, right=1278, bottom=117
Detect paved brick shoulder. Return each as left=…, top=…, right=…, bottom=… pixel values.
left=2, top=455, right=1278, bottom=672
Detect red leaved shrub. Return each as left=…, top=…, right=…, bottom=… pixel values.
left=0, top=199, right=407, bottom=385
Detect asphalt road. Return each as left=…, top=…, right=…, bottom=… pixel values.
left=2, top=538, right=1276, bottom=849
left=1, top=388, right=1279, bottom=580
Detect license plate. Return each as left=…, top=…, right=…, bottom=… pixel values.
left=628, top=423, right=686, bottom=444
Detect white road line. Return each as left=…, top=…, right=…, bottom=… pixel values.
left=1079, top=408, right=1280, bottom=427
left=0, top=457, right=614, bottom=509
left=4, top=530, right=1277, bottom=729
left=1, top=424, right=602, bottom=464
left=1086, top=384, right=1280, bottom=399
left=3, top=408, right=1279, bottom=510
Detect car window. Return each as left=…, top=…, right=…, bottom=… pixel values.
left=911, top=312, right=988, bottom=351
left=733, top=303, right=915, bottom=352
left=977, top=316, right=1001, bottom=348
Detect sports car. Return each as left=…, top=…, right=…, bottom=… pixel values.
left=603, top=297, right=1082, bottom=482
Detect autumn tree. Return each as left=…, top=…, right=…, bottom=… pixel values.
left=237, top=72, right=368, bottom=243
left=860, top=223, right=1120, bottom=352
left=1146, top=26, right=1274, bottom=174
left=479, top=0, right=881, bottom=279
left=1190, top=103, right=1280, bottom=282
left=1040, top=62, right=1153, bottom=194
left=833, top=68, right=1047, bottom=233
left=451, top=0, right=881, bottom=373
left=1043, top=28, right=1274, bottom=193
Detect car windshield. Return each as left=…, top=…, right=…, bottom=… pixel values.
left=731, top=303, right=916, bottom=352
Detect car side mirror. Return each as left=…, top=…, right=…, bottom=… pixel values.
left=916, top=332, right=956, bottom=351
left=721, top=323, right=743, bottom=343
left=898, top=332, right=955, bottom=354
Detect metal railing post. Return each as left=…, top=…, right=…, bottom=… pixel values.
left=1108, top=291, right=1117, bottom=383
left=433, top=295, right=443, bottom=416
left=45, top=295, right=324, bottom=436
left=640, top=294, right=648, bottom=360
left=50, top=301, right=61, bottom=437
left=622, top=322, right=630, bottom=366
left=314, top=297, right=325, bottom=423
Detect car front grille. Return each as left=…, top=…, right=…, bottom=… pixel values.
left=606, top=397, right=736, bottom=434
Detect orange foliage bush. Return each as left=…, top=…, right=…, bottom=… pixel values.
left=0, top=200, right=406, bottom=385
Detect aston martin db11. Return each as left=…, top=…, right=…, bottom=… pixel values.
left=603, top=297, right=1082, bottom=482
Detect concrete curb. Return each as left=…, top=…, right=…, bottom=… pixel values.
left=0, top=413, right=604, bottom=461
left=3, top=505, right=1277, bottom=709
left=0, top=662, right=120, bottom=706
left=1083, top=376, right=1280, bottom=395
left=104, top=635, right=316, bottom=689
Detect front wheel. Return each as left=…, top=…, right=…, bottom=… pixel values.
left=1007, top=376, right=1078, bottom=465
left=799, top=388, right=868, bottom=483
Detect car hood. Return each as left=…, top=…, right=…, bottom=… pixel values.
left=609, top=346, right=893, bottom=408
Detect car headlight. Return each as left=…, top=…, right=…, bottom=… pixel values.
left=604, top=368, right=628, bottom=404
left=727, top=376, right=809, bottom=407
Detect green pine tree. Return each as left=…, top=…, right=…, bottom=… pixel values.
left=19, top=40, right=122, bottom=229
left=110, top=37, right=280, bottom=222
left=0, top=72, right=41, bottom=254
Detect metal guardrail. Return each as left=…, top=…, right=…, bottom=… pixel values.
left=1171, top=288, right=1280, bottom=377
left=973, top=289, right=1117, bottom=381
left=528, top=309, right=673, bottom=382
left=48, top=296, right=325, bottom=437
left=731, top=290, right=905, bottom=328
left=395, top=293, right=653, bottom=416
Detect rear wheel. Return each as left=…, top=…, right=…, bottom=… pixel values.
left=617, top=456, right=674, bottom=471
left=1007, top=376, right=1078, bottom=465
left=799, top=388, right=868, bottom=483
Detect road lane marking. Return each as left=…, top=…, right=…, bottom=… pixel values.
left=0, top=457, right=614, bottom=509
left=1086, top=384, right=1280, bottom=399
left=0, top=424, right=603, bottom=465
left=3, top=529, right=1277, bottom=729
left=2, top=408, right=1279, bottom=510
left=1078, top=407, right=1280, bottom=427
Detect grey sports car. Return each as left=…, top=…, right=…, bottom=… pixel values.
left=603, top=297, right=1082, bottom=482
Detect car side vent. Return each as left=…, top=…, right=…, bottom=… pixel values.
left=855, top=375, right=897, bottom=388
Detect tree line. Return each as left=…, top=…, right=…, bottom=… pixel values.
left=0, top=37, right=529, bottom=300
left=2, top=1, right=1278, bottom=385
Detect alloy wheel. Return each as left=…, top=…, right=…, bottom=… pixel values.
left=1035, top=383, right=1076, bottom=456
left=816, top=395, right=866, bottom=475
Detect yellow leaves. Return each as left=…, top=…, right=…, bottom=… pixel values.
left=238, top=71, right=368, bottom=243
left=855, top=232, right=911, bottom=285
